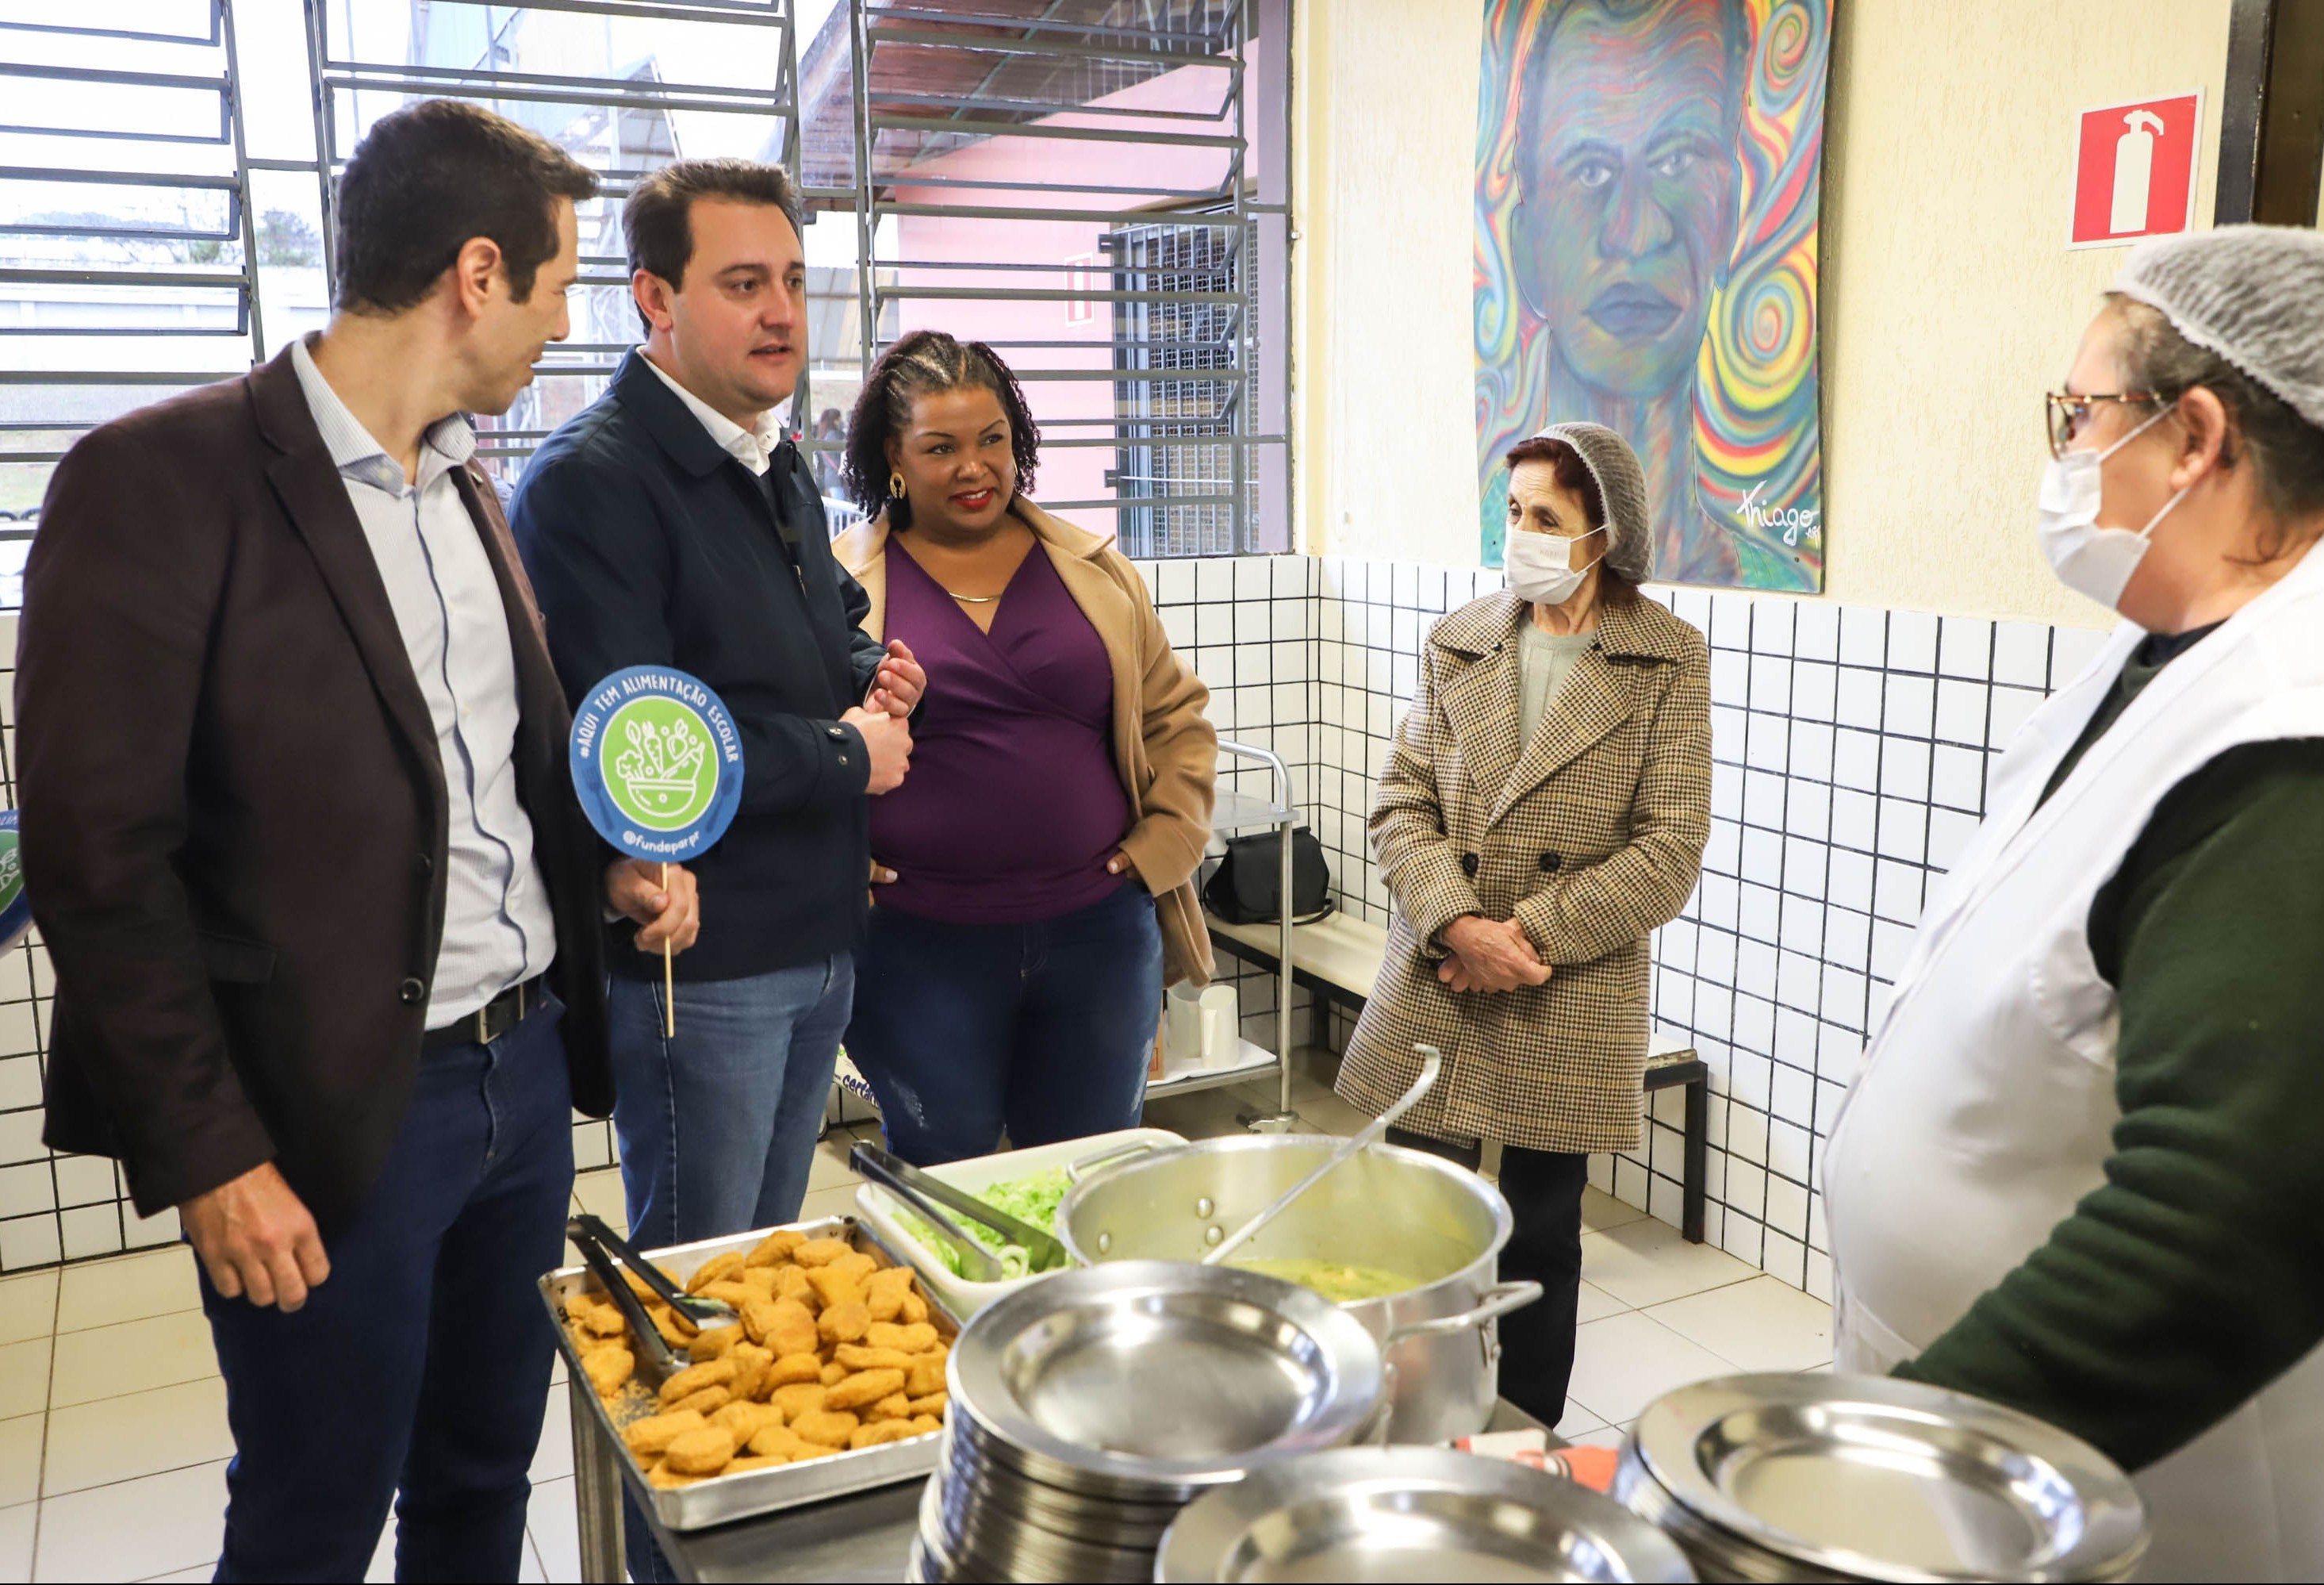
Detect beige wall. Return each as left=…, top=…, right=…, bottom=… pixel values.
left=1292, top=0, right=2235, bottom=627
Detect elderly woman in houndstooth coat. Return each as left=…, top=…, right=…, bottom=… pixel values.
left=1336, top=421, right=1712, bottom=1429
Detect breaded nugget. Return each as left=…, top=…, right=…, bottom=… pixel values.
left=685, top=1252, right=746, bottom=1293
left=824, top=1367, right=907, bottom=1411
left=668, top=1386, right=731, bottom=1418
left=646, top=1463, right=702, bottom=1490
left=773, top=1265, right=819, bottom=1309
left=789, top=1409, right=860, bottom=1449
left=771, top=1382, right=827, bottom=1420
left=620, top=1268, right=662, bottom=1300
left=688, top=1325, right=740, bottom=1363
left=866, top=1393, right=910, bottom=1422
left=830, top=1252, right=878, bottom=1285
left=908, top=1391, right=948, bottom=1418
left=710, top=1400, right=782, bottom=1442
left=905, top=1357, right=947, bottom=1399
left=658, top=1357, right=738, bottom=1407
left=899, top=1291, right=930, bottom=1326
left=863, top=1267, right=915, bottom=1322
left=746, top=1227, right=809, bottom=1267
left=849, top=1420, right=923, bottom=1450
left=746, top=1422, right=815, bottom=1460
left=909, top=1414, right=942, bottom=1435
left=699, top=1280, right=754, bottom=1311
left=767, top=1353, right=824, bottom=1388
left=663, top=1426, right=738, bottom=1476
left=581, top=1346, right=634, bottom=1398
left=805, top=1268, right=864, bottom=1311
left=623, top=1409, right=706, bottom=1458
left=726, top=1454, right=785, bottom=1472
left=727, top=1341, right=773, bottom=1402
left=740, top=1266, right=781, bottom=1296
left=819, top=1360, right=848, bottom=1387
left=866, top=1322, right=939, bottom=1353
left=572, top=1296, right=629, bottom=1337
left=792, top=1237, right=850, bottom=1268
left=650, top=1307, right=697, bottom=1348
left=738, top=1296, right=780, bottom=1347
left=834, top=1344, right=918, bottom=1372
left=817, top=1301, right=871, bottom=1345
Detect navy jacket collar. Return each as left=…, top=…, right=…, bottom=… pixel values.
left=609, top=348, right=736, bottom=481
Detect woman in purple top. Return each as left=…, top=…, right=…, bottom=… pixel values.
left=833, top=333, right=1218, bottom=1163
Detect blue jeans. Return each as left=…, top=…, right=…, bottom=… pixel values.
left=845, top=886, right=1163, bottom=1165
left=608, top=959, right=849, bottom=1581
left=607, top=957, right=852, bottom=1249
left=202, top=998, right=572, bottom=1583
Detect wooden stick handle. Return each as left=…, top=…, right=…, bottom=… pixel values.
left=661, top=861, right=674, bottom=1038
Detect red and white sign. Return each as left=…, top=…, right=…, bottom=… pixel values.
left=2068, top=92, right=2202, bottom=249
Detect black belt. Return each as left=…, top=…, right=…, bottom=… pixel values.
left=421, top=976, right=545, bottom=1053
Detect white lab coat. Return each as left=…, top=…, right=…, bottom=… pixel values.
left=1824, top=541, right=2324, bottom=1582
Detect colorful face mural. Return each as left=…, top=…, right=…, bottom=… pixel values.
left=1476, top=0, right=1828, bottom=589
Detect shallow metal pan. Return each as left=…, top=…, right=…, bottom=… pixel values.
left=538, top=1215, right=957, bottom=1533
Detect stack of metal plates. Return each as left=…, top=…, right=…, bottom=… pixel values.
left=1613, top=1373, right=2148, bottom=1583
left=1156, top=1446, right=1697, bottom=1582
left=912, top=1261, right=1386, bottom=1583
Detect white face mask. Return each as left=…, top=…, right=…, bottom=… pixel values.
left=1505, top=528, right=1605, bottom=606
left=2038, top=401, right=2190, bottom=612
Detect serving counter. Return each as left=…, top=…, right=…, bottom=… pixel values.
left=568, top=1390, right=1555, bottom=1584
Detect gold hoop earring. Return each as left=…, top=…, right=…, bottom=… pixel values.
left=888, top=470, right=906, bottom=500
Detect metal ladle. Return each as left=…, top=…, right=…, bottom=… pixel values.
left=1200, top=1044, right=1444, bottom=1268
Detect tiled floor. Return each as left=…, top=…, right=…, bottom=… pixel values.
left=0, top=1061, right=1830, bottom=1583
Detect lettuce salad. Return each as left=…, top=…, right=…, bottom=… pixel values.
left=899, top=1166, right=1074, bottom=1280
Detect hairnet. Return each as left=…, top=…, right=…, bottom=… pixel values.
left=2112, top=225, right=2324, bottom=432
left=1530, top=420, right=1655, bottom=584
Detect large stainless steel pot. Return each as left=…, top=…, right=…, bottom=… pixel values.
left=1053, top=1135, right=1539, bottom=1444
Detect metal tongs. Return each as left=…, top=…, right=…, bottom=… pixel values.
left=849, top=1142, right=1069, bottom=1281
left=564, top=1212, right=737, bottom=1376
left=1202, top=1043, right=1444, bottom=1268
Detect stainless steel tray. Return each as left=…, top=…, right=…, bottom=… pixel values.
left=1157, top=1445, right=1696, bottom=1583
left=539, top=1215, right=958, bottom=1533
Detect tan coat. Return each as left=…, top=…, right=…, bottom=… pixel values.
left=834, top=501, right=1216, bottom=986
left=1336, top=592, right=1711, bottom=1154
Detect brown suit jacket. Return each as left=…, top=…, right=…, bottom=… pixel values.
left=1336, top=591, right=1711, bottom=1154
left=18, top=346, right=612, bottom=1226
left=834, top=500, right=1216, bottom=986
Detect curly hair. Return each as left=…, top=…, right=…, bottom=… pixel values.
left=842, top=331, right=1039, bottom=529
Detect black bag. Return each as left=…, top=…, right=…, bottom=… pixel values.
left=1203, top=827, right=1336, bottom=926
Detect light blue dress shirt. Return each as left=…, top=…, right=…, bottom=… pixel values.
left=290, top=336, right=557, bottom=1027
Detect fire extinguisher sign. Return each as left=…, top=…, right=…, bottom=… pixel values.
left=2069, top=92, right=2203, bottom=249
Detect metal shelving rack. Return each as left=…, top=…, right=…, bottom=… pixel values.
left=1145, top=739, right=1295, bottom=1131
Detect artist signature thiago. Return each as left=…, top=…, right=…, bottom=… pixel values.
left=1736, top=482, right=1821, bottom=547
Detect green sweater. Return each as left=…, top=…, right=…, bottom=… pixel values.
left=1894, top=624, right=2324, bottom=1472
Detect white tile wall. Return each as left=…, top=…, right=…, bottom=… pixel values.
left=0, top=567, right=2098, bottom=1283
left=1267, top=562, right=2097, bottom=1299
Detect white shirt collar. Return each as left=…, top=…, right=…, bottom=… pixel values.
left=290, top=333, right=474, bottom=495
left=639, top=350, right=781, bottom=478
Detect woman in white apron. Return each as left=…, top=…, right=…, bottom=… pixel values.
left=1823, top=225, right=2324, bottom=1583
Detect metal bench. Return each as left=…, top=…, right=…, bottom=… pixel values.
left=1206, top=911, right=1710, bottom=1242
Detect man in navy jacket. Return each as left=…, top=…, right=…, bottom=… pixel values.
left=512, top=160, right=921, bottom=1296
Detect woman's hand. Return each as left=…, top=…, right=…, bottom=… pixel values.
left=1440, top=915, right=1551, bottom=993
left=869, top=858, right=897, bottom=909
left=868, top=639, right=926, bottom=718
left=1105, top=850, right=1142, bottom=885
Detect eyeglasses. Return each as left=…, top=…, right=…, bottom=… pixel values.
left=2046, top=390, right=2160, bottom=459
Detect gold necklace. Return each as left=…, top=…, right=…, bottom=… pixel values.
left=947, top=590, right=1001, bottom=604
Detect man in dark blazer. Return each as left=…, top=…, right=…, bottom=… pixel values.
left=17, top=100, right=699, bottom=1581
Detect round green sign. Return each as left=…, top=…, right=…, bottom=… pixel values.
left=600, top=697, right=719, bottom=832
